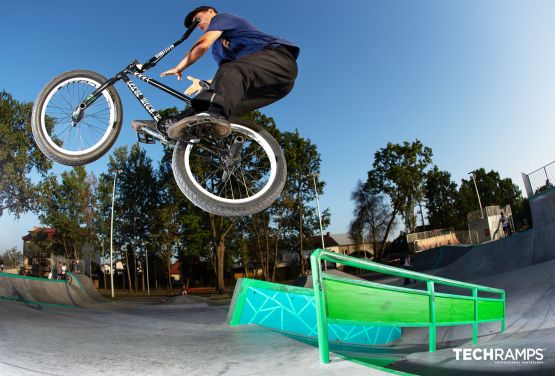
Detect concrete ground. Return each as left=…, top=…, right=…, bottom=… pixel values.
left=0, top=296, right=395, bottom=376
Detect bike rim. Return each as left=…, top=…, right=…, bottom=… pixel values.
left=40, top=77, right=116, bottom=156
left=183, top=123, right=278, bottom=204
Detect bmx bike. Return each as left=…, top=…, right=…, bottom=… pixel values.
left=31, top=19, right=286, bottom=217
left=58, top=273, right=73, bottom=285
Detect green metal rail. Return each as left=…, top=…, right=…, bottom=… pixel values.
left=310, top=249, right=506, bottom=364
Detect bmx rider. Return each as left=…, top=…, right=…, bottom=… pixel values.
left=151, top=5, right=299, bottom=139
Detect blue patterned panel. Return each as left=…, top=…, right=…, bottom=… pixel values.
left=239, top=285, right=401, bottom=345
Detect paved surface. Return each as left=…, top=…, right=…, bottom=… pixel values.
left=0, top=296, right=393, bottom=376
left=3, top=189, right=555, bottom=376
left=382, top=190, right=555, bottom=374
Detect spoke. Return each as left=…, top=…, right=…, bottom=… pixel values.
left=190, top=152, right=221, bottom=169
left=82, top=120, right=104, bottom=144
left=199, top=168, right=220, bottom=188
left=242, top=160, right=271, bottom=174
left=238, top=169, right=255, bottom=197
left=77, top=125, right=86, bottom=151
left=62, top=125, right=74, bottom=149
left=55, top=124, right=74, bottom=143
left=231, top=169, right=256, bottom=198
left=241, top=168, right=268, bottom=191
left=80, top=120, right=108, bottom=135
left=86, top=106, right=110, bottom=117
left=47, top=104, right=74, bottom=118
left=58, top=87, right=75, bottom=110
left=242, top=144, right=264, bottom=160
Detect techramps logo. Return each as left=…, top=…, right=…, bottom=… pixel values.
left=453, top=348, right=545, bottom=365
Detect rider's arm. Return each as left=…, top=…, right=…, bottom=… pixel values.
left=161, top=31, right=222, bottom=80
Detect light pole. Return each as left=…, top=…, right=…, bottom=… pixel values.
left=312, top=174, right=327, bottom=270
left=110, top=169, right=122, bottom=299
left=468, top=171, right=483, bottom=218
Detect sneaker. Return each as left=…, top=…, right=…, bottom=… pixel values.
left=167, top=112, right=231, bottom=140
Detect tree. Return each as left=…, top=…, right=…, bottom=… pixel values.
left=366, top=140, right=433, bottom=259
left=0, top=91, right=51, bottom=217
left=39, top=166, right=97, bottom=263
left=349, top=180, right=392, bottom=255
left=424, top=166, right=460, bottom=229
left=152, top=108, right=214, bottom=291
left=278, top=128, right=329, bottom=275
left=2, top=246, right=22, bottom=268
left=457, top=168, right=524, bottom=227
left=96, top=145, right=160, bottom=291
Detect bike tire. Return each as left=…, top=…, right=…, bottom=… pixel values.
left=31, top=70, right=123, bottom=166
left=172, top=117, right=287, bottom=217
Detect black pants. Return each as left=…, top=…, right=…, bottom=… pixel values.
left=192, top=46, right=298, bottom=118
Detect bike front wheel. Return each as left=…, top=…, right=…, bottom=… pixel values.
left=172, top=118, right=287, bottom=217
left=31, top=70, right=123, bottom=166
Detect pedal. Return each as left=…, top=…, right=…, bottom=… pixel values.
left=137, top=131, right=156, bottom=144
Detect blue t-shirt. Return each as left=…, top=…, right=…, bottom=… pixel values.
left=206, top=13, right=300, bottom=65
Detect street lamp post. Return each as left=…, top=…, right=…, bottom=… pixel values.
left=110, top=169, right=122, bottom=299
left=468, top=171, right=484, bottom=219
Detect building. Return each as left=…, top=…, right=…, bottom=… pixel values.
left=22, top=227, right=100, bottom=277
left=467, top=205, right=513, bottom=243
left=304, top=232, right=374, bottom=258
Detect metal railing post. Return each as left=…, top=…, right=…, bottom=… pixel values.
left=473, top=288, right=478, bottom=344
left=427, top=281, right=436, bottom=352
left=501, top=291, right=506, bottom=332
left=310, top=250, right=329, bottom=363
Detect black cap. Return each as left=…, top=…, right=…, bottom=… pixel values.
left=184, top=5, right=217, bottom=28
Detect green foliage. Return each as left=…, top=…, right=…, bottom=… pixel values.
left=38, top=166, right=96, bottom=258
left=349, top=180, right=392, bottom=252
left=0, top=91, right=51, bottom=217
left=1, top=246, right=22, bottom=268
left=424, top=166, right=460, bottom=229
left=457, top=168, right=524, bottom=226
left=366, top=140, right=433, bottom=258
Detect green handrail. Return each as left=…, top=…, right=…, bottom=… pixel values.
left=310, top=249, right=506, bottom=364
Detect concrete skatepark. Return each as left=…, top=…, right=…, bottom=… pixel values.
left=2, top=189, right=555, bottom=375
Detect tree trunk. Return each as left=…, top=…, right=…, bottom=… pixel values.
left=125, top=246, right=133, bottom=292
left=379, top=208, right=398, bottom=261
left=154, top=257, right=159, bottom=290
left=167, top=258, right=172, bottom=291
left=209, top=214, right=233, bottom=293
left=133, top=247, right=138, bottom=291
left=299, top=198, right=304, bottom=275
left=216, top=238, right=225, bottom=291
left=141, top=260, right=145, bottom=292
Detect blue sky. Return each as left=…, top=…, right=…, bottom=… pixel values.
left=2, top=0, right=555, bottom=251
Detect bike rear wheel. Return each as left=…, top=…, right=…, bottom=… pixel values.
left=172, top=118, right=287, bottom=216
left=31, top=70, right=123, bottom=165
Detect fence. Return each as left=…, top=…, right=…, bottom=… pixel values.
left=407, top=229, right=479, bottom=252
left=310, top=249, right=505, bottom=364
left=522, top=160, right=555, bottom=197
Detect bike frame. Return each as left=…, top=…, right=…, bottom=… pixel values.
left=73, top=19, right=203, bottom=142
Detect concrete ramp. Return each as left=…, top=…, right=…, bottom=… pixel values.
left=0, top=272, right=106, bottom=307
left=414, top=189, right=555, bottom=282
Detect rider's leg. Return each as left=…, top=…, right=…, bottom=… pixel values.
left=167, top=47, right=297, bottom=140
left=194, top=46, right=298, bottom=117
left=229, top=80, right=296, bottom=117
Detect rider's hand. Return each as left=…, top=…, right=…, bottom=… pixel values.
left=184, top=76, right=202, bottom=96
left=160, top=67, right=183, bottom=81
